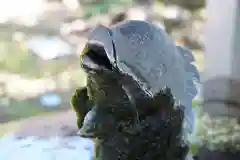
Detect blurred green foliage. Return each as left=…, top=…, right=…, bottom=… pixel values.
left=0, top=39, right=79, bottom=78
left=192, top=99, right=198, bottom=108
left=0, top=40, right=40, bottom=77
left=82, top=0, right=132, bottom=18
left=157, top=0, right=204, bottom=12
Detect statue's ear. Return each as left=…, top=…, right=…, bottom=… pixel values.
left=71, top=87, right=92, bottom=128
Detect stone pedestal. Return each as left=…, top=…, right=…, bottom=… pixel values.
left=199, top=0, right=240, bottom=159
left=203, top=0, right=240, bottom=117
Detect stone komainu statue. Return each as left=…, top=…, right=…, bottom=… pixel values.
left=71, top=20, right=200, bottom=160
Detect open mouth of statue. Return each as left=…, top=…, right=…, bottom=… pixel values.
left=77, top=107, right=115, bottom=139
left=77, top=122, right=101, bottom=138
left=81, top=43, right=113, bottom=72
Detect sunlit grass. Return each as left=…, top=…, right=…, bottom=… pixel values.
left=6, top=100, right=46, bottom=118
left=0, top=120, right=24, bottom=136
left=0, top=110, right=72, bottom=137
left=0, top=103, right=56, bottom=137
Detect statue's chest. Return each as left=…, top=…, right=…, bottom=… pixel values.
left=93, top=117, right=171, bottom=160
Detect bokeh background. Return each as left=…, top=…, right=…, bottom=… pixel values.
left=0, top=0, right=204, bottom=159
